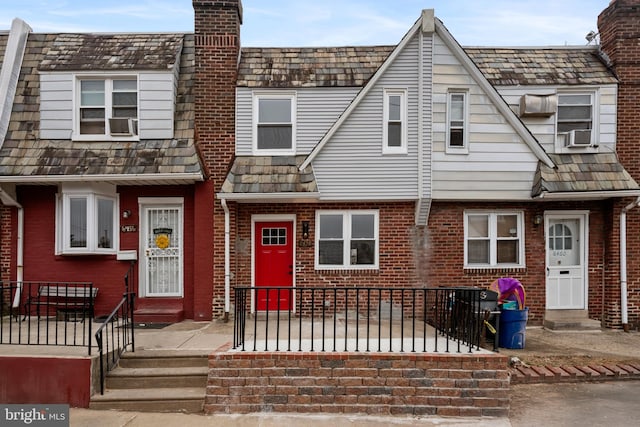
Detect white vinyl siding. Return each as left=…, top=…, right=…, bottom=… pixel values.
left=236, top=87, right=359, bottom=155
left=495, top=85, right=616, bottom=154
left=432, top=33, right=540, bottom=200
left=40, top=71, right=176, bottom=140
left=313, top=35, right=426, bottom=200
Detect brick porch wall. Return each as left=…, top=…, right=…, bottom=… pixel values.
left=205, top=347, right=510, bottom=417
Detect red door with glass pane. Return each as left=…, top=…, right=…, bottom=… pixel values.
left=255, top=221, right=294, bottom=311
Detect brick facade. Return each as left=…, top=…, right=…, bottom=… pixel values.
left=599, top=0, right=640, bottom=329
left=428, top=201, right=611, bottom=326
left=205, top=346, right=510, bottom=416
left=193, top=0, right=242, bottom=318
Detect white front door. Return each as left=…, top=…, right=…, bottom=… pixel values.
left=140, top=199, right=184, bottom=297
left=545, top=213, right=587, bottom=309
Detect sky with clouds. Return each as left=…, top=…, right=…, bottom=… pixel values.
left=1, top=0, right=611, bottom=47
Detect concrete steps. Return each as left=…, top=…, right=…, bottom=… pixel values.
left=90, top=350, right=209, bottom=413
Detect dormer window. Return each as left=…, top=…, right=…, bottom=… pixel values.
left=253, top=92, right=296, bottom=154
left=77, top=77, right=138, bottom=139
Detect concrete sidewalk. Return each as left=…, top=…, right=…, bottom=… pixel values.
left=69, top=409, right=512, bottom=427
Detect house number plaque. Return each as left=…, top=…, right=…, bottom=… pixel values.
left=121, top=225, right=137, bottom=233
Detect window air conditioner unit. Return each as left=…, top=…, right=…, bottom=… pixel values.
left=519, top=94, right=558, bottom=117
left=563, top=129, right=592, bottom=147
left=109, top=118, right=138, bottom=136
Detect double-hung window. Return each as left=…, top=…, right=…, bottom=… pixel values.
left=465, top=211, right=524, bottom=268
left=447, top=91, right=468, bottom=151
left=557, top=93, right=594, bottom=147
left=316, top=210, right=379, bottom=269
left=253, top=92, right=296, bottom=154
left=56, top=183, right=118, bottom=255
left=77, top=77, right=138, bottom=139
left=383, top=88, right=407, bottom=154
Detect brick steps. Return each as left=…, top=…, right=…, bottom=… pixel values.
left=510, top=363, right=640, bottom=384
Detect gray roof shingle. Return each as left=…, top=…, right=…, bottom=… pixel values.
left=39, top=33, right=183, bottom=71
left=465, top=47, right=616, bottom=86
left=237, top=46, right=395, bottom=88
left=221, top=156, right=317, bottom=194
left=532, top=153, right=639, bottom=196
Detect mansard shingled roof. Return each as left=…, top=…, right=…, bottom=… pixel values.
left=0, top=33, right=201, bottom=180
left=39, top=33, right=183, bottom=71
left=237, top=46, right=395, bottom=88
left=465, top=47, right=616, bottom=86
left=238, top=45, right=616, bottom=88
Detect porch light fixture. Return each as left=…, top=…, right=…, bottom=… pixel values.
left=122, top=209, right=132, bottom=219
left=533, top=214, right=543, bottom=226
left=302, top=221, right=310, bottom=239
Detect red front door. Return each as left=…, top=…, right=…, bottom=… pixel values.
left=255, top=221, right=294, bottom=311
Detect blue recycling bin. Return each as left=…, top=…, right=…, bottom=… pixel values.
left=499, top=307, right=528, bottom=349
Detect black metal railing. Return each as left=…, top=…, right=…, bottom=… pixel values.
left=0, top=281, right=96, bottom=354
left=94, top=261, right=137, bottom=395
left=94, top=292, right=135, bottom=395
left=233, top=286, right=497, bottom=354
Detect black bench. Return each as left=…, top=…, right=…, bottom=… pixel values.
left=24, top=285, right=98, bottom=322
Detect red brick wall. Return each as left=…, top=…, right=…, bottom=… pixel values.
left=599, top=0, right=640, bottom=329
left=232, top=202, right=420, bottom=291
left=0, top=206, right=13, bottom=283
left=428, top=201, right=610, bottom=326
left=193, top=0, right=242, bottom=318
left=205, top=348, right=510, bottom=416
left=15, top=185, right=197, bottom=318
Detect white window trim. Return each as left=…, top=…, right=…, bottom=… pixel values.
left=73, top=73, right=140, bottom=142
left=463, top=210, right=525, bottom=269
left=315, top=210, right=379, bottom=270
left=56, top=183, right=119, bottom=255
left=382, top=88, right=408, bottom=154
left=555, top=89, right=599, bottom=149
left=445, top=89, right=469, bottom=154
left=252, top=91, right=297, bottom=155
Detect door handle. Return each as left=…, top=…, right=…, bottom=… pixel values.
left=546, top=267, right=549, bottom=276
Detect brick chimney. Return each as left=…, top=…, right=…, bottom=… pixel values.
left=598, top=0, right=640, bottom=175
left=192, top=0, right=242, bottom=318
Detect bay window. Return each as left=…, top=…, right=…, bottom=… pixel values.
left=57, top=183, right=118, bottom=254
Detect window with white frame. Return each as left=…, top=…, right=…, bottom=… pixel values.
left=447, top=91, right=467, bottom=149
left=383, top=89, right=407, bottom=153
left=77, top=77, right=138, bottom=139
left=316, top=210, right=378, bottom=269
left=56, top=183, right=118, bottom=255
left=253, top=92, right=296, bottom=153
left=557, top=93, right=593, bottom=147
left=464, top=211, right=524, bottom=267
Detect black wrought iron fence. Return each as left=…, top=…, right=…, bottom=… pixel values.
left=233, top=286, right=498, bottom=354
left=0, top=281, right=96, bottom=354
left=94, top=261, right=137, bottom=395
left=94, top=292, right=135, bottom=395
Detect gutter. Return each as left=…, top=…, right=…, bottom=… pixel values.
left=0, top=187, right=23, bottom=307
left=221, top=199, right=231, bottom=321
left=620, top=196, right=640, bottom=331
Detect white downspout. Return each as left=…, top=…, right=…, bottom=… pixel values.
left=221, top=198, right=231, bottom=319
left=620, top=196, right=640, bottom=331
